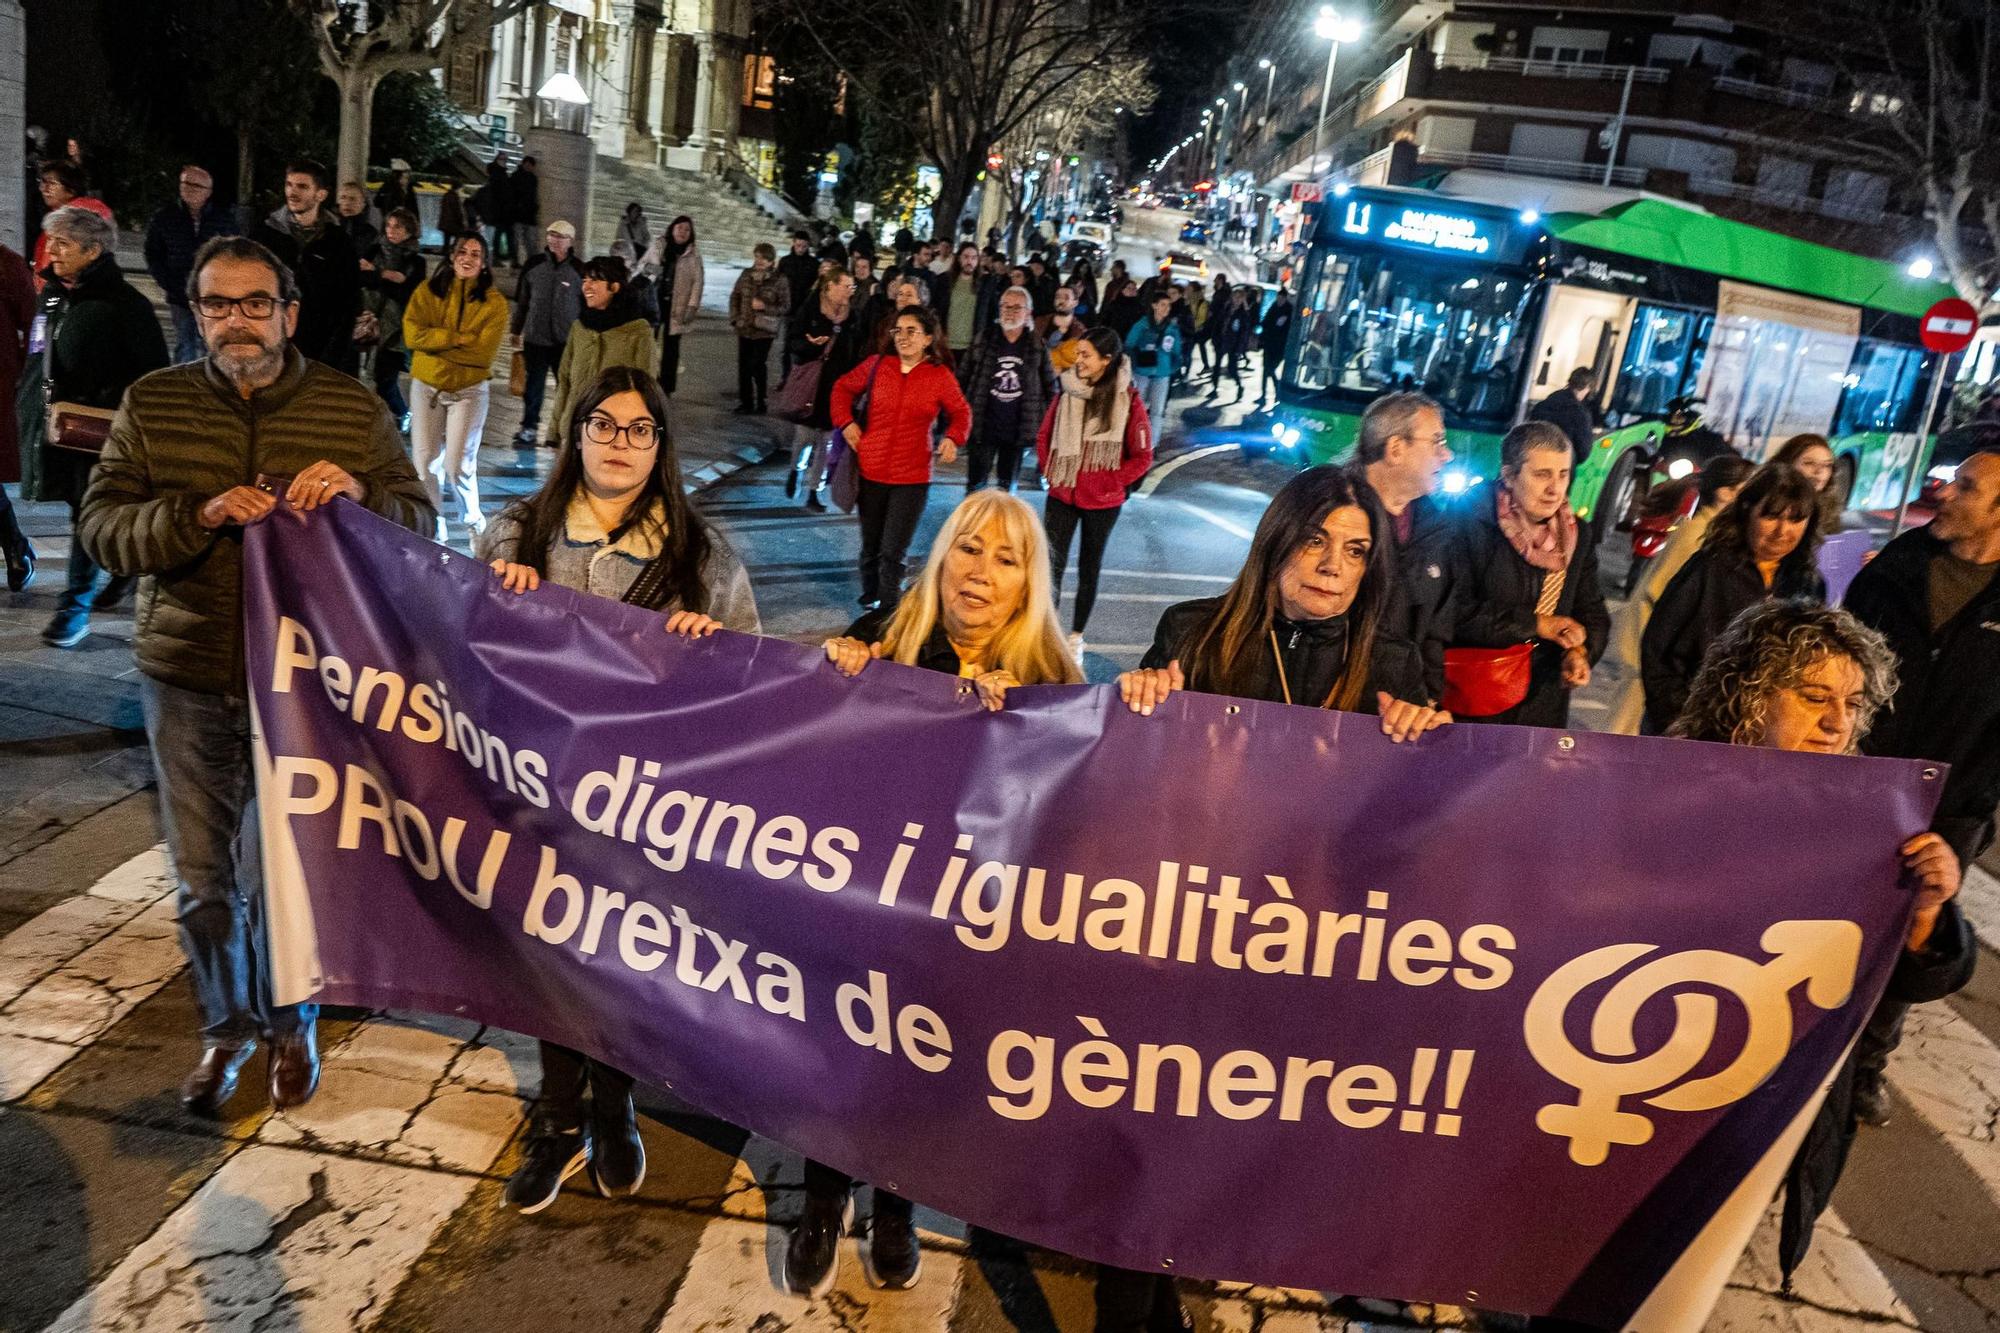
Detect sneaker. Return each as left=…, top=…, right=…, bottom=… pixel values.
left=732, top=402, right=756, bottom=415
left=1853, top=1073, right=1891, bottom=1127
left=865, top=1191, right=921, bottom=1289
left=512, top=428, right=538, bottom=447
left=1068, top=631, right=1086, bottom=663
left=805, top=492, right=827, bottom=512
left=784, top=1189, right=852, bottom=1297
left=587, top=1090, right=646, bottom=1197
left=504, top=1125, right=589, bottom=1214
left=6, top=543, right=35, bottom=593
left=40, top=610, right=88, bottom=649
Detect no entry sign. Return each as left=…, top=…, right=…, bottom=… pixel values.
left=1920, top=297, right=1979, bottom=354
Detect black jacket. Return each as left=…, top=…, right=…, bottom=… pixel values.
left=1445, top=483, right=1610, bottom=728
left=508, top=166, right=540, bottom=231
left=1100, top=294, right=1144, bottom=337
left=1258, top=299, right=1295, bottom=360
left=1846, top=528, right=2000, bottom=861
left=777, top=251, right=819, bottom=314
left=34, top=253, right=170, bottom=502
left=847, top=608, right=958, bottom=674
left=956, top=325, right=1054, bottom=446
left=1527, top=388, right=1595, bottom=459
left=1139, top=597, right=1421, bottom=711
left=787, top=301, right=867, bottom=431
left=252, top=211, right=361, bottom=374
left=1780, top=901, right=1975, bottom=1280
left=143, top=201, right=239, bottom=310
left=1353, top=474, right=1456, bottom=705
left=1640, top=546, right=1826, bottom=733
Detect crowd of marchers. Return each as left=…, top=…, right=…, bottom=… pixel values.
left=0, top=151, right=1994, bottom=1333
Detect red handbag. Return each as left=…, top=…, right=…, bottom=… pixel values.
left=1442, top=643, right=1534, bottom=717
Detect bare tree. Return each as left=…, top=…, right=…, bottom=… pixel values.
left=295, top=0, right=542, bottom=183
left=771, top=0, right=1172, bottom=239
left=1812, top=0, right=2000, bottom=308
left=995, top=59, right=1152, bottom=248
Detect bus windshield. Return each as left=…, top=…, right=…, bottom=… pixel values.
left=1292, top=248, right=1534, bottom=423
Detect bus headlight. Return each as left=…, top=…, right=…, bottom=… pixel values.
left=1271, top=422, right=1286, bottom=439
left=1441, top=468, right=1469, bottom=495
left=1667, top=458, right=1696, bottom=480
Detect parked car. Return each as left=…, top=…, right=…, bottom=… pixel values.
left=1179, top=219, right=1212, bottom=246
left=1159, top=249, right=1210, bottom=281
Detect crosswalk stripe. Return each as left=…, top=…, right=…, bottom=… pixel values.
left=652, top=1141, right=968, bottom=1332
left=0, top=846, right=180, bottom=1102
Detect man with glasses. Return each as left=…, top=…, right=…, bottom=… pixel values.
left=143, top=165, right=238, bottom=363
left=78, top=236, right=434, bottom=1119
left=251, top=159, right=361, bottom=375
left=1350, top=390, right=1457, bottom=704
left=509, top=219, right=583, bottom=446
left=956, top=286, right=1054, bottom=493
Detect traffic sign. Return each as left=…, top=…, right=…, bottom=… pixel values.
left=1920, top=297, right=1979, bottom=354
left=1290, top=182, right=1323, bottom=203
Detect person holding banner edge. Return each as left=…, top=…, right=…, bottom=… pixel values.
left=802, top=490, right=1081, bottom=1296
left=78, top=235, right=436, bottom=1118
left=479, top=365, right=761, bottom=1211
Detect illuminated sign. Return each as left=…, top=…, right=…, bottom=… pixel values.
left=1338, top=200, right=1498, bottom=257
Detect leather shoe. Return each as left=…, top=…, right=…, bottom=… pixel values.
left=268, top=1028, right=321, bottom=1110
left=181, top=1040, right=257, bottom=1117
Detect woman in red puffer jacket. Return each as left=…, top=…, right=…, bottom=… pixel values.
left=1034, top=326, right=1153, bottom=659
left=831, top=304, right=972, bottom=609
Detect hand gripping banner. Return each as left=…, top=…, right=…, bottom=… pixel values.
left=245, top=503, right=1939, bottom=1329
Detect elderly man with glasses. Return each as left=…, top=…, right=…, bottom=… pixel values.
left=78, top=236, right=434, bottom=1119
left=144, top=164, right=240, bottom=363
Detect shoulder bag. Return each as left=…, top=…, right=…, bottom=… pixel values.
left=1441, top=643, right=1534, bottom=717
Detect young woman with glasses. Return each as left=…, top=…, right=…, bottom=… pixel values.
left=477, top=365, right=761, bottom=1213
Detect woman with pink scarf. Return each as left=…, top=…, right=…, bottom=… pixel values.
left=1441, top=420, right=1609, bottom=728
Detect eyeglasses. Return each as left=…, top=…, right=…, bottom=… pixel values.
left=581, top=415, right=659, bottom=449
left=195, top=294, right=287, bottom=320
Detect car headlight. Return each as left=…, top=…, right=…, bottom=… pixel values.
left=1666, top=458, right=1696, bottom=480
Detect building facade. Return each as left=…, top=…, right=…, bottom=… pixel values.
left=1214, top=0, right=1926, bottom=265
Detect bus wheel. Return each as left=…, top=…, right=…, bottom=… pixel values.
left=1598, top=448, right=1647, bottom=541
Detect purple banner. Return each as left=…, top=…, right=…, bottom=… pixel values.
left=246, top=503, right=1939, bottom=1330
left=1820, top=529, right=1875, bottom=606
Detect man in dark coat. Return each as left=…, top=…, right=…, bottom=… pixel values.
left=507, top=156, right=541, bottom=269
left=1528, top=366, right=1598, bottom=461
left=776, top=231, right=821, bottom=380
left=1257, top=287, right=1295, bottom=406
left=1350, top=391, right=1457, bottom=705
left=956, top=287, right=1055, bottom=493
left=251, top=159, right=360, bottom=375
left=1840, top=448, right=2000, bottom=1123
left=143, top=164, right=238, bottom=363
left=31, top=206, right=169, bottom=646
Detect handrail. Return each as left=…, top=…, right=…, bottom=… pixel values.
left=1421, top=148, right=1647, bottom=187
left=1433, top=53, right=1668, bottom=84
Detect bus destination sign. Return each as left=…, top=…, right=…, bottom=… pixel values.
left=1338, top=199, right=1498, bottom=256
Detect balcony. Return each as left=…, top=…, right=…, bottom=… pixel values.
left=1684, top=174, right=1888, bottom=226
left=1711, top=74, right=1841, bottom=112
left=1432, top=53, right=1668, bottom=86
left=1420, top=148, right=1647, bottom=189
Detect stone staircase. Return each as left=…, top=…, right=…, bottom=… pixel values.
left=587, top=154, right=804, bottom=266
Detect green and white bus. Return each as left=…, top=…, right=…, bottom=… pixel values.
left=1267, top=184, right=1957, bottom=523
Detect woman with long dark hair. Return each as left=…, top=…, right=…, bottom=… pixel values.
left=479, top=366, right=759, bottom=1214
left=403, top=230, right=508, bottom=537
left=644, top=214, right=703, bottom=394
left=1118, top=465, right=1443, bottom=730
left=1769, top=431, right=1844, bottom=530
left=1641, top=462, right=1825, bottom=732
left=831, top=304, right=972, bottom=608
left=1036, top=326, right=1153, bottom=659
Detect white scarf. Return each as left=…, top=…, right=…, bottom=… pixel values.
left=1045, top=363, right=1130, bottom=491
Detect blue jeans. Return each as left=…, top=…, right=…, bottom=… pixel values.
left=170, top=304, right=204, bottom=364
left=141, top=677, right=316, bottom=1045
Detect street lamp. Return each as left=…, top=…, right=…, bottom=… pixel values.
left=1258, top=57, right=1276, bottom=125
left=1309, top=7, right=1364, bottom=183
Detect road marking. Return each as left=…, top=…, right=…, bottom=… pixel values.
left=1098, top=569, right=1233, bottom=583
left=1173, top=500, right=1257, bottom=542
left=1091, top=592, right=1193, bottom=603
left=1137, top=443, right=1241, bottom=497
left=653, top=1141, right=967, bottom=1332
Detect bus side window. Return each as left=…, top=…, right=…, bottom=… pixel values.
left=1833, top=341, right=1923, bottom=437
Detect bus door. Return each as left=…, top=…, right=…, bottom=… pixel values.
left=1523, top=285, right=1635, bottom=420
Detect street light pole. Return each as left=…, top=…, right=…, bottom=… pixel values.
left=1308, top=9, right=1362, bottom=184
left=1259, top=59, right=1275, bottom=126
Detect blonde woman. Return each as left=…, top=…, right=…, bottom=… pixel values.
left=788, top=491, right=1077, bottom=1298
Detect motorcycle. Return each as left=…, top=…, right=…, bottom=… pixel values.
left=1622, top=475, right=1700, bottom=598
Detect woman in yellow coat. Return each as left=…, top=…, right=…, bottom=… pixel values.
left=404, top=232, right=509, bottom=538
left=546, top=255, right=658, bottom=448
